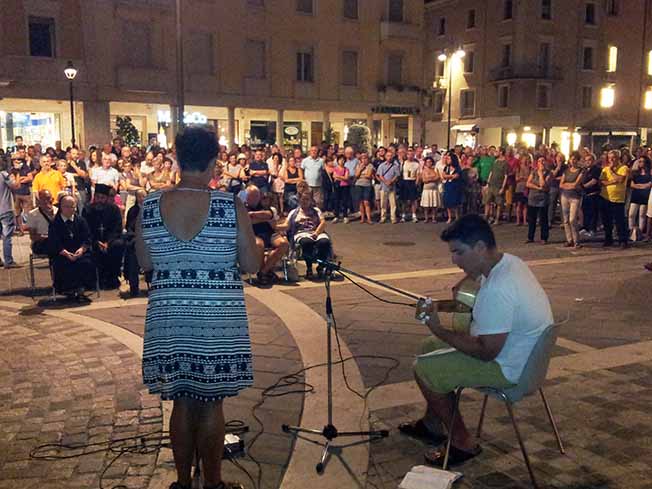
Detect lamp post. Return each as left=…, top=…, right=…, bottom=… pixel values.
left=64, top=61, right=78, bottom=147
left=439, top=48, right=465, bottom=150
left=175, top=0, right=185, bottom=130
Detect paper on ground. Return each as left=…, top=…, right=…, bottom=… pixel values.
left=417, top=347, right=457, bottom=359
left=398, top=465, right=463, bottom=489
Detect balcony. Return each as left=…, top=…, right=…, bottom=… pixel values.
left=380, top=20, right=421, bottom=41
left=377, top=84, right=422, bottom=107
left=489, top=64, right=563, bottom=82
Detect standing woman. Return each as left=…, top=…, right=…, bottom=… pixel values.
left=514, top=154, right=530, bottom=226
left=559, top=153, right=584, bottom=248
left=332, top=154, right=351, bottom=223
left=269, top=152, right=286, bottom=215
left=321, top=156, right=336, bottom=215
left=281, top=156, right=304, bottom=212
left=441, top=152, right=462, bottom=223
left=354, top=153, right=375, bottom=224
left=136, top=127, right=260, bottom=489
left=526, top=157, right=551, bottom=244
left=223, top=154, right=244, bottom=195
left=419, top=156, right=441, bottom=222
left=628, top=156, right=652, bottom=242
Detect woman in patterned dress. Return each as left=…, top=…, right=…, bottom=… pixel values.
left=136, top=127, right=260, bottom=489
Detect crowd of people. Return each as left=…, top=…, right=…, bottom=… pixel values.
left=1, top=131, right=652, bottom=294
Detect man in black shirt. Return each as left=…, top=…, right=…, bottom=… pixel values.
left=67, top=147, right=90, bottom=211
left=10, top=148, right=34, bottom=233
left=249, top=148, right=270, bottom=193
left=580, top=153, right=602, bottom=237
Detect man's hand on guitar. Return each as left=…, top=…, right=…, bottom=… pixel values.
left=416, top=298, right=441, bottom=329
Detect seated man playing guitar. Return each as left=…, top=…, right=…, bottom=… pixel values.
left=400, top=214, right=554, bottom=466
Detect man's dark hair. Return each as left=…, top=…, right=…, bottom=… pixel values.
left=175, top=126, right=219, bottom=172
left=440, top=214, right=497, bottom=250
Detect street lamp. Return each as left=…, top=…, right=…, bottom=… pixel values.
left=439, top=49, right=465, bottom=150
left=64, top=61, right=78, bottom=147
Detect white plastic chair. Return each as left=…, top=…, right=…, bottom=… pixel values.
left=442, top=324, right=564, bottom=488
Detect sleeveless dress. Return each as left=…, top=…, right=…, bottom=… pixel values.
left=141, top=190, right=253, bottom=401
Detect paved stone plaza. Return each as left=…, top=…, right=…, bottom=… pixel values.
left=1, top=222, right=651, bottom=489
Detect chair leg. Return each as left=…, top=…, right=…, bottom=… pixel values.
left=442, top=387, right=464, bottom=471
left=539, top=388, right=565, bottom=454
left=476, top=394, right=488, bottom=438
left=29, top=255, right=35, bottom=296
left=503, top=400, right=539, bottom=489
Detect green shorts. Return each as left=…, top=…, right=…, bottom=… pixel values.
left=483, top=186, right=505, bottom=206
left=414, top=337, right=515, bottom=394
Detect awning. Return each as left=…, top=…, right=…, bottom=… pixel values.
left=451, top=124, right=478, bottom=132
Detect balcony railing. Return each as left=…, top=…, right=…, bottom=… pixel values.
left=489, top=64, right=563, bottom=82
left=380, top=20, right=421, bottom=41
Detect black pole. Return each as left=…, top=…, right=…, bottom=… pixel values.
left=69, top=80, right=76, bottom=148
left=446, top=55, right=453, bottom=150
left=175, top=0, right=185, bottom=130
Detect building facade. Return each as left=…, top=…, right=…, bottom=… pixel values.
left=0, top=0, right=426, bottom=151
left=424, top=0, right=652, bottom=153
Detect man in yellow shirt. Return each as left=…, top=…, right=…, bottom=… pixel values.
left=600, top=149, right=629, bottom=248
left=32, top=155, right=67, bottom=202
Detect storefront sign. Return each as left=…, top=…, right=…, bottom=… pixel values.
left=371, top=106, right=419, bottom=115
left=157, top=110, right=208, bottom=125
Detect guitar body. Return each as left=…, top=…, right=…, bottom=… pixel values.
left=450, top=275, right=479, bottom=333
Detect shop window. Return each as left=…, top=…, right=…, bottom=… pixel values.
left=388, top=0, right=404, bottom=22
left=460, top=90, right=475, bottom=117
left=297, top=0, right=314, bottom=14
left=582, top=86, right=593, bottom=108
left=29, top=16, right=56, bottom=57
left=343, top=0, right=358, bottom=19
left=386, top=53, right=403, bottom=86
left=186, top=32, right=214, bottom=75
left=245, top=40, right=266, bottom=79
left=122, top=21, right=151, bottom=67
left=342, top=50, right=358, bottom=86
left=467, top=9, right=476, bottom=29
left=297, top=48, right=314, bottom=82
left=250, top=121, right=277, bottom=146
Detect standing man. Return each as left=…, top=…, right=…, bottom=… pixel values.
left=302, top=145, right=324, bottom=208
left=600, top=149, right=630, bottom=248
left=0, top=161, right=20, bottom=268
left=344, top=146, right=359, bottom=215
left=484, top=148, right=509, bottom=225
left=580, top=153, right=601, bottom=238
left=249, top=148, right=271, bottom=194
left=400, top=215, right=553, bottom=466
left=67, top=147, right=90, bottom=212
left=25, top=190, right=56, bottom=256
left=32, top=155, right=67, bottom=200
left=10, top=147, right=35, bottom=234
left=377, top=150, right=401, bottom=224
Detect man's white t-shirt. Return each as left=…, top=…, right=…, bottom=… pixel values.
left=91, top=167, right=120, bottom=188
left=470, top=253, right=554, bottom=384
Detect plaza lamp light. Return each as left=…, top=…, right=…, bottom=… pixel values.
left=438, top=48, right=466, bottom=149
left=64, top=61, right=78, bottom=147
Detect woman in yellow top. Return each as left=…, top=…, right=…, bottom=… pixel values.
left=600, top=149, right=630, bottom=248
left=32, top=155, right=67, bottom=200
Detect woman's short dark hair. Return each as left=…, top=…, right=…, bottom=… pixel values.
left=175, top=126, right=219, bottom=172
left=440, top=214, right=497, bottom=250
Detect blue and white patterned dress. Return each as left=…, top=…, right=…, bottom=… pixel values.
left=141, top=190, right=253, bottom=401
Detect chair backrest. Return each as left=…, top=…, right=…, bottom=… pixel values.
left=503, top=324, right=559, bottom=403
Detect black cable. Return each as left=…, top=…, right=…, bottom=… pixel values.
left=338, top=271, right=416, bottom=308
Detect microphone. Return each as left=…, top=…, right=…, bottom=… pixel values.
left=315, top=258, right=340, bottom=271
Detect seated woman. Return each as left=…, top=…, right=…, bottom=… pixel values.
left=285, top=191, right=331, bottom=279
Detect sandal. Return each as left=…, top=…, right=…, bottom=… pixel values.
left=398, top=419, right=447, bottom=445
left=423, top=444, right=482, bottom=467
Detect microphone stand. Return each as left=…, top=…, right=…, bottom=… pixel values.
left=282, top=260, right=389, bottom=474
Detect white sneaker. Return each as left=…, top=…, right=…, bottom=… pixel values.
left=412, top=214, right=419, bottom=223
left=331, top=217, right=339, bottom=224
left=400, top=216, right=406, bottom=223
left=343, top=217, right=350, bottom=224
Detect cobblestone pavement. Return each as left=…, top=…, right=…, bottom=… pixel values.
left=0, top=307, right=161, bottom=489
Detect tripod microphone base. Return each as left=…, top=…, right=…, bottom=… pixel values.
left=282, top=423, right=389, bottom=474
